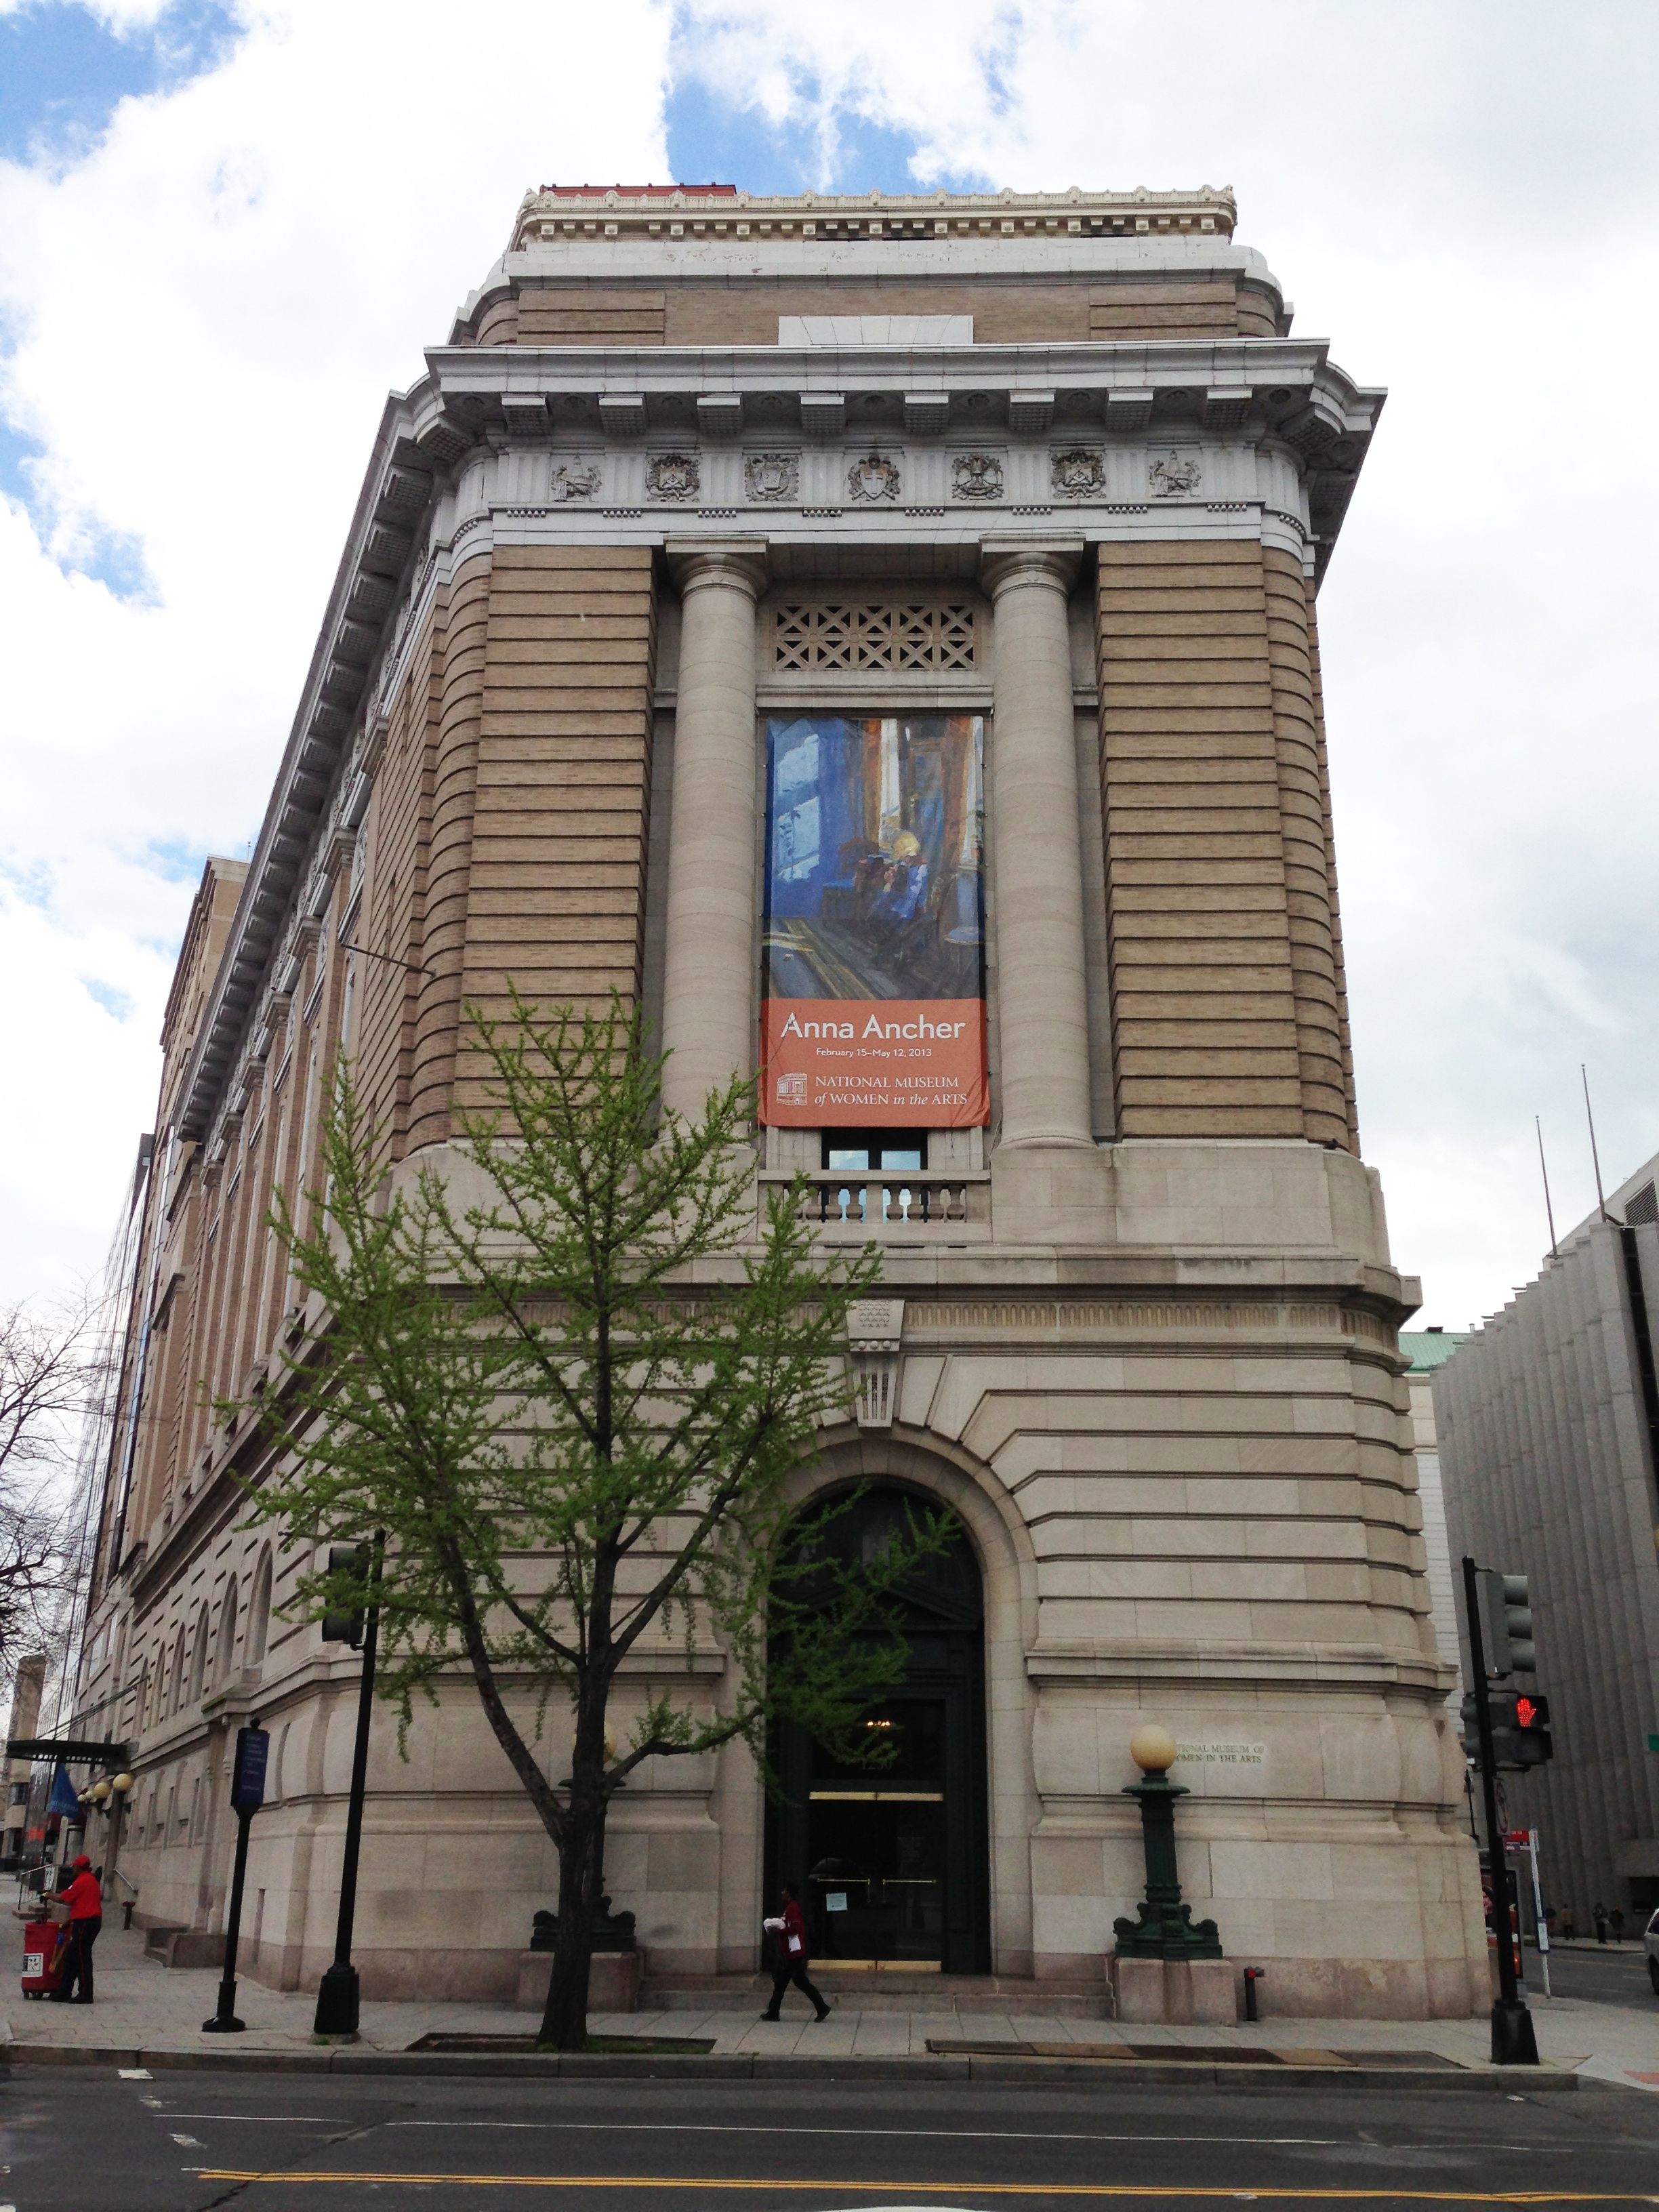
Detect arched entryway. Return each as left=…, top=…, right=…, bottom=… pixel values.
left=765, top=1484, right=991, bottom=1975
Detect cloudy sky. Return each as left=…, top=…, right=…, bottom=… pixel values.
left=2, top=0, right=1655, bottom=1331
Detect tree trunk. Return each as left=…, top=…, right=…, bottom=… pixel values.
left=538, top=1795, right=603, bottom=2049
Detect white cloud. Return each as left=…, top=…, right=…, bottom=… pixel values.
left=0, top=0, right=672, bottom=1303
left=5, top=0, right=1656, bottom=1340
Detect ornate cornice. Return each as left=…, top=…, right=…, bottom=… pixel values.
left=508, top=184, right=1238, bottom=253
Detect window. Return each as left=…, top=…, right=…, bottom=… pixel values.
left=823, top=1133, right=927, bottom=1173
left=187, top=1604, right=210, bottom=1704
left=217, top=1576, right=239, bottom=1685
left=168, top=1624, right=187, bottom=1715
left=247, top=1549, right=273, bottom=1665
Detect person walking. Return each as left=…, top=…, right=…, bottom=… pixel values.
left=49, top=1856, right=102, bottom=2003
left=760, top=1883, right=830, bottom=2023
left=1593, top=1900, right=1609, bottom=1944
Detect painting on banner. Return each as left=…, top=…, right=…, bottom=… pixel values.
left=760, top=714, right=987, bottom=1128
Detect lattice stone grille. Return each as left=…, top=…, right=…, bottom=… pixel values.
left=773, top=603, right=976, bottom=672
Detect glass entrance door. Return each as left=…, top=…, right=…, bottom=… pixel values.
left=808, top=1698, right=945, bottom=1963
left=766, top=1486, right=991, bottom=1975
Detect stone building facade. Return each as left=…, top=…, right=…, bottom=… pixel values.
left=73, top=183, right=1486, bottom=2018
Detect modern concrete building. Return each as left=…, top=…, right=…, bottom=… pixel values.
left=72, top=182, right=1486, bottom=2019
left=1436, top=1158, right=1659, bottom=1924
left=1401, top=1332, right=1470, bottom=1721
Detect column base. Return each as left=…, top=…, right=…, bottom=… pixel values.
left=989, top=1141, right=1113, bottom=1244
left=1108, top=1954, right=1237, bottom=2025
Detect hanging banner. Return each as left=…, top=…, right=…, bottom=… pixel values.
left=760, top=714, right=987, bottom=1128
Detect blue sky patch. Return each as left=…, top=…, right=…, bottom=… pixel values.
left=81, top=977, right=136, bottom=1022
left=663, top=73, right=988, bottom=198
left=0, top=0, right=241, bottom=169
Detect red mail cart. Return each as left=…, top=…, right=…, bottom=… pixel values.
left=21, top=1917, right=64, bottom=1999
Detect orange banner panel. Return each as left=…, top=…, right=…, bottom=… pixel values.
left=760, top=1000, right=989, bottom=1128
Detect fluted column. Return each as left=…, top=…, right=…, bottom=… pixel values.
left=660, top=541, right=769, bottom=1123
left=983, top=541, right=1094, bottom=1151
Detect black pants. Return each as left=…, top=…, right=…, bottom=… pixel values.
left=764, top=1954, right=826, bottom=2018
left=56, top=1917, right=100, bottom=2001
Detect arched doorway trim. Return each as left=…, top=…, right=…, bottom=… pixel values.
left=734, top=1427, right=1040, bottom=1979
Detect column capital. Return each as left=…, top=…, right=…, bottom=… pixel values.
left=979, top=536, right=1084, bottom=600
left=664, top=537, right=770, bottom=600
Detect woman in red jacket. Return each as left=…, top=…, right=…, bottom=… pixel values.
left=51, top=1856, right=101, bottom=2004
left=760, top=1883, right=830, bottom=2022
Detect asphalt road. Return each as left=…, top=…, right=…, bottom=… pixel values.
left=4, top=2068, right=1659, bottom=2212
left=1523, top=1944, right=1657, bottom=2006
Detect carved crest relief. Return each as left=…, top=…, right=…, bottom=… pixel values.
left=550, top=461, right=602, bottom=503
left=744, top=452, right=800, bottom=502
left=846, top=453, right=901, bottom=504
left=951, top=453, right=1004, bottom=501
left=1149, top=449, right=1202, bottom=498
left=1050, top=448, right=1105, bottom=496
left=646, top=452, right=700, bottom=502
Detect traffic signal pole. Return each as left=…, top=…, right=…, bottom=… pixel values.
left=1462, top=1555, right=1539, bottom=2066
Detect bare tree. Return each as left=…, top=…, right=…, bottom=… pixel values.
left=0, top=1299, right=96, bottom=1681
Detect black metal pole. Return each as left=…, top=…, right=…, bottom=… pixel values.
left=202, top=1807, right=253, bottom=2032
left=1462, top=1555, right=1538, bottom=2066
left=313, top=1539, right=382, bottom=2037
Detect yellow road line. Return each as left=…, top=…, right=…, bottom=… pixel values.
left=193, top=2175, right=1659, bottom=2202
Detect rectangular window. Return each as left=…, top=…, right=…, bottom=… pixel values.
left=823, top=1134, right=927, bottom=1173
left=760, top=714, right=987, bottom=1130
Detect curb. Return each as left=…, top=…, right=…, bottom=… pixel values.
left=0, top=2043, right=1586, bottom=2091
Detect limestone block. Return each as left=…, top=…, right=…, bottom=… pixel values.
left=1109, top=1954, right=1168, bottom=2022
left=515, top=1947, right=642, bottom=2013
left=1166, top=1957, right=1237, bottom=2025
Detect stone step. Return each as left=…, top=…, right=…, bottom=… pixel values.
left=639, top=1973, right=1109, bottom=2018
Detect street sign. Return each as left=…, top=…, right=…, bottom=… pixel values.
left=230, top=1727, right=269, bottom=1813
left=1503, top=1830, right=1531, bottom=1849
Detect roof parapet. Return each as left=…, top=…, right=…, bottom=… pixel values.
left=509, top=184, right=1237, bottom=253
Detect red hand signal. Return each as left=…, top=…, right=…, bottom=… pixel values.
left=1517, top=1695, right=1537, bottom=1727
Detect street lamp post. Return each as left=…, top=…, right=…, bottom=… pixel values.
left=313, top=1536, right=383, bottom=2039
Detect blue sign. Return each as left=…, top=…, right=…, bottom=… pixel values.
left=230, top=1727, right=269, bottom=1812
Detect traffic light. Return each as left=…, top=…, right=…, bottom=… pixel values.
left=1478, top=1570, right=1537, bottom=1676
left=1512, top=1690, right=1553, bottom=1765
left=321, top=1544, right=367, bottom=1646
left=1463, top=1689, right=1554, bottom=1769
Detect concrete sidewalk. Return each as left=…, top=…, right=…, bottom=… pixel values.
left=5, top=1925, right=1656, bottom=2091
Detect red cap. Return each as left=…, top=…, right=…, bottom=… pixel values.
left=71, top=1856, right=90, bottom=1870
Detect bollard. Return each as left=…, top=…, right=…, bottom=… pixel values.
left=1243, top=1965, right=1265, bottom=2022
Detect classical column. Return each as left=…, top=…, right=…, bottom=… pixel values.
left=659, top=541, right=769, bottom=1123
left=983, top=540, right=1094, bottom=1151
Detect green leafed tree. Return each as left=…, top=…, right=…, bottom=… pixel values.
left=231, top=993, right=945, bottom=2049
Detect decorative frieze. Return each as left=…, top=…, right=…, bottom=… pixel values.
left=1149, top=449, right=1203, bottom=497
left=743, top=452, right=798, bottom=501
left=1051, top=449, right=1105, bottom=496
left=846, top=453, right=901, bottom=503
left=550, top=459, right=602, bottom=501
left=951, top=453, right=1004, bottom=501
left=646, top=452, right=699, bottom=501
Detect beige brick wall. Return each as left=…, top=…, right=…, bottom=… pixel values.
left=1096, top=541, right=1355, bottom=1145
left=478, top=275, right=1274, bottom=348
left=453, top=544, right=657, bottom=1109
